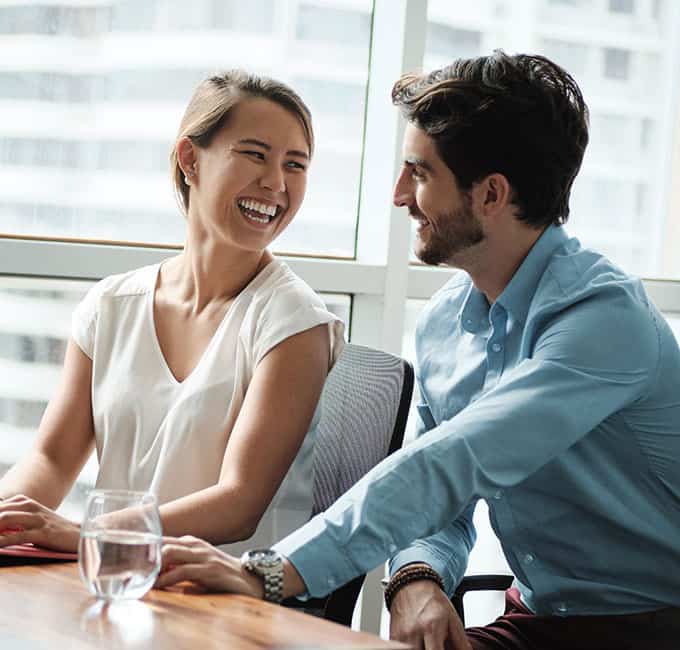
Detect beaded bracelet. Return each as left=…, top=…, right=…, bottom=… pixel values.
left=383, top=563, right=445, bottom=612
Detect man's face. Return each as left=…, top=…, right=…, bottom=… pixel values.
left=393, top=123, right=485, bottom=266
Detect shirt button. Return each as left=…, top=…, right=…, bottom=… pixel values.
left=388, top=544, right=397, bottom=553
left=556, top=602, right=567, bottom=614
left=465, top=318, right=473, bottom=325
left=328, top=578, right=336, bottom=588
left=523, top=553, right=534, bottom=564
left=491, top=343, right=502, bottom=352
left=493, top=490, right=503, bottom=500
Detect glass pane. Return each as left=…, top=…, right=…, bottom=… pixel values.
left=0, top=275, right=351, bottom=519
left=666, top=313, right=680, bottom=341
left=0, top=277, right=93, bottom=519
left=421, top=0, right=680, bottom=280
left=402, top=298, right=511, bottom=627
left=0, top=0, right=373, bottom=257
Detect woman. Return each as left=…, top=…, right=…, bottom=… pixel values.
left=0, top=71, right=344, bottom=554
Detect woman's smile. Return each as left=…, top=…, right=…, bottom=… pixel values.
left=236, top=198, right=283, bottom=227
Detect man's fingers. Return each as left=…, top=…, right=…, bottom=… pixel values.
left=424, top=629, right=447, bottom=650
left=448, top=615, right=472, bottom=650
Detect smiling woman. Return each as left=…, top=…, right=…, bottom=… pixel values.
left=0, top=71, right=345, bottom=557
left=173, top=94, right=310, bottom=255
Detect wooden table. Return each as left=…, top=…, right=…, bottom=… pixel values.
left=0, top=561, right=409, bottom=649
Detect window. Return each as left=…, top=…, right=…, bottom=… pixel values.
left=667, top=314, right=680, bottom=340
left=609, top=0, right=635, bottom=14
left=296, top=3, right=371, bottom=46
left=603, top=47, right=631, bottom=80
left=541, top=39, right=589, bottom=78
left=0, top=1, right=373, bottom=257
left=424, top=0, right=680, bottom=279
left=427, top=24, right=482, bottom=61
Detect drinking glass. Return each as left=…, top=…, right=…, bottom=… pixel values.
left=78, top=489, right=162, bottom=601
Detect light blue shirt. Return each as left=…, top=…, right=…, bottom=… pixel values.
left=275, top=225, right=680, bottom=616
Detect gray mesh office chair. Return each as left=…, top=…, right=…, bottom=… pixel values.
left=285, top=343, right=414, bottom=626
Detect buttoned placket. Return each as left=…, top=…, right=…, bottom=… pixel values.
left=484, top=304, right=507, bottom=390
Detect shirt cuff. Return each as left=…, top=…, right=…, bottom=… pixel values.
left=389, top=546, right=460, bottom=597
left=273, top=512, right=360, bottom=599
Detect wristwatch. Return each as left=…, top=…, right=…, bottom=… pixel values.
left=240, top=549, right=284, bottom=603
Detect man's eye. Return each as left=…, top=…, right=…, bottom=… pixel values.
left=286, top=161, right=307, bottom=171
left=411, top=168, right=425, bottom=180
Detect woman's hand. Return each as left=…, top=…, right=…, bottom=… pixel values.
left=0, top=495, right=80, bottom=552
left=155, top=536, right=263, bottom=598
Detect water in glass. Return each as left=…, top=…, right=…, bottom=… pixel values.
left=78, top=490, right=162, bottom=601
left=79, top=530, right=161, bottom=600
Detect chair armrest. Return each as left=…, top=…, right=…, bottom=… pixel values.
left=451, top=574, right=514, bottom=625
left=455, top=574, right=514, bottom=596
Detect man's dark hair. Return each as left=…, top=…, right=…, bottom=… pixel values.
left=392, top=50, right=589, bottom=228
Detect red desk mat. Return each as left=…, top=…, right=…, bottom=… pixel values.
left=0, top=543, right=77, bottom=561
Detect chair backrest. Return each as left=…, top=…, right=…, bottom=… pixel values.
left=310, top=343, right=414, bottom=625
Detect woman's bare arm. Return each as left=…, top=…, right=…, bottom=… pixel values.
left=157, top=323, right=331, bottom=544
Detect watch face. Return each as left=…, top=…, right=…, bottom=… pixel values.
left=243, top=549, right=281, bottom=569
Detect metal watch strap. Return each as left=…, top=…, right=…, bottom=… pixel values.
left=263, top=566, right=283, bottom=603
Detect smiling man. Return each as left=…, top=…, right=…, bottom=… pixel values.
left=155, top=52, right=680, bottom=650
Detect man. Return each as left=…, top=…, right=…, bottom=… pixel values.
left=155, top=51, right=680, bottom=650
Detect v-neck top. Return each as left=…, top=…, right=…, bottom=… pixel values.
left=71, top=257, right=345, bottom=554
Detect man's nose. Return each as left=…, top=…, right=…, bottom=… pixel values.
left=393, top=169, right=412, bottom=207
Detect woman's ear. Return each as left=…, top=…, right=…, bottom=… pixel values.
left=177, top=137, right=198, bottom=184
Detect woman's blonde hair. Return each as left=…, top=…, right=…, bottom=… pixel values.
left=170, top=70, right=314, bottom=215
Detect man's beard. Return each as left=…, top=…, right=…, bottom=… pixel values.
left=414, top=197, right=485, bottom=266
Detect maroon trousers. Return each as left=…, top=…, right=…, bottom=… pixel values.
left=466, top=589, right=680, bottom=650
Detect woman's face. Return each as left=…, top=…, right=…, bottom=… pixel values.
left=184, top=97, right=310, bottom=252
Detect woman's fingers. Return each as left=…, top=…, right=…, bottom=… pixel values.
left=0, top=506, right=79, bottom=552
left=0, top=512, right=43, bottom=546
left=161, top=537, right=225, bottom=567
left=155, top=563, right=210, bottom=589
left=0, top=495, right=40, bottom=510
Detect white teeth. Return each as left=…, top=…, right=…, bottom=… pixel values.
left=238, top=199, right=277, bottom=218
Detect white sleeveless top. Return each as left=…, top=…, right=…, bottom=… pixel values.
left=71, top=258, right=345, bottom=554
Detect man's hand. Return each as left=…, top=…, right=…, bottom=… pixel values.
left=389, top=579, right=471, bottom=650
left=155, top=536, right=264, bottom=596
left=0, top=494, right=80, bottom=552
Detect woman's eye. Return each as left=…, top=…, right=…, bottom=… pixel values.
left=411, top=167, right=425, bottom=180
left=240, top=150, right=265, bottom=160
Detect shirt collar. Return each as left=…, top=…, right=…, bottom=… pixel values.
left=460, top=225, right=569, bottom=332
left=496, top=224, right=569, bottom=325
left=460, top=282, right=490, bottom=333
